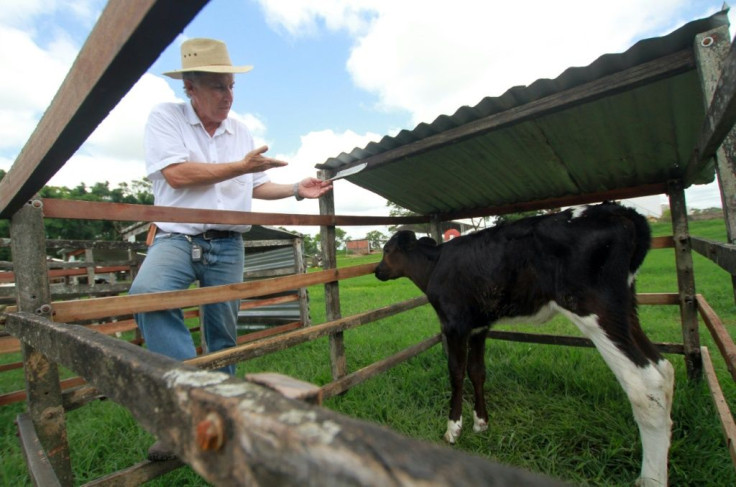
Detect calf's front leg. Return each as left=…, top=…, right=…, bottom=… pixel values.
left=468, top=330, right=489, bottom=433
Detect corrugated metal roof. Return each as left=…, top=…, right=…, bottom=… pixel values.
left=317, top=10, right=729, bottom=216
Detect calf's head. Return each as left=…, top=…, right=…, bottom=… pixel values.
left=375, top=230, right=437, bottom=281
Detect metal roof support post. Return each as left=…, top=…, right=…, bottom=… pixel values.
left=694, top=24, right=736, bottom=303
left=668, top=180, right=702, bottom=380
left=318, top=170, right=347, bottom=380
left=10, top=198, right=74, bottom=485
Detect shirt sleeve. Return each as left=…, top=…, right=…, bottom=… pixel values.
left=252, top=171, right=270, bottom=188
left=144, top=104, right=189, bottom=180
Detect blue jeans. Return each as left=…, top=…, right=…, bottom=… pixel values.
left=129, top=233, right=244, bottom=375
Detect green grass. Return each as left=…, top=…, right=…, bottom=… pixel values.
left=2, top=219, right=735, bottom=485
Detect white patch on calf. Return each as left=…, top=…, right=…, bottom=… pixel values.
left=554, top=305, right=673, bottom=487
left=444, top=417, right=462, bottom=444
left=628, top=271, right=637, bottom=287
left=473, top=410, right=488, bottom=433
left=495, top=301, right=558, bottom=326
left=570, top=206, right=587, bottom=219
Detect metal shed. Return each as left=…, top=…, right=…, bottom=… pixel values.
left=239, top=226, right=310, bottom=330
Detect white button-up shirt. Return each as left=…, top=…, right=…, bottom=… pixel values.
left=144, top=101, right=269, bottom=235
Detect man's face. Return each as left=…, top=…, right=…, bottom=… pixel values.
left=187, top=73, right=235, bottom=127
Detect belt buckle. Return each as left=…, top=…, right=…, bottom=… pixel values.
left=202, top=230, right=215, bottom=240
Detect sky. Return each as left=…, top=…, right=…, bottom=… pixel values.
left=0, top=0, right=731, bottom=239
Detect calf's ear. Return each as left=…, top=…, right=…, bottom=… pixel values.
left=418, top=237, right=437, bottom=246
left=396, top=231, right=418, bottom=248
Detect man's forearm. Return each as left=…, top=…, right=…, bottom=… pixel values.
left=252, top=182, right=297, bottom=200
left=161, top=161, right=246, bottom=188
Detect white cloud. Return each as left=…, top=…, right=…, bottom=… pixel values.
left=254, top=0, right=377, bottom=37
left=85, top=75, right=178, bottom=159
left=47, top=74, right=179, bottom=187
left=0, top=26, right=73, bottom=115
left=345, top=0, right=696, bottom=125
left=252, top=128, right=385, bottom=212
left=251, top=128, right=388, bottom=239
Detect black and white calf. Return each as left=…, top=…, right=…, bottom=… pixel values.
left=375, top=202, right=674, bottom=487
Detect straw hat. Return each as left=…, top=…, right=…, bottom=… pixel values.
left=163, top=38, right=253, bottom=79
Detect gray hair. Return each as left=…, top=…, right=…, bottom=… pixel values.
left=182, top=71, right=206, bottom=98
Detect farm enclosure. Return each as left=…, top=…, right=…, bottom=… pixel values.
left=2, top=2, right=736, bottom=486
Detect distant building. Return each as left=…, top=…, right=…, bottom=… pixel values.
left=346, top=239, right=371, bottom=255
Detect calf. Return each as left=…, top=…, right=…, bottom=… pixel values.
left=375, top=202, right=674, bottom=487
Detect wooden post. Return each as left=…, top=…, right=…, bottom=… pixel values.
left=293, top=237, right=311, bottom=327
left=694, top=24, right=736, bottom=303
left=197, top=281, right=207, bottom=353
left=429, top=215, right=442, bottom=243
left=318, top=170, right=346, bottom=380
left=10, top=198, right=74, bottom=486
left=668, top=180, right=702, bottom=380
left=85, top=248, right=95, bottom=287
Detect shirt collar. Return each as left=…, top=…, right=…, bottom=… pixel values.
left=184, top=101, right=234, bottom=136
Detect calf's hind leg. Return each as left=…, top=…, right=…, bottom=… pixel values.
left=560, top=308, right=673, bottom=487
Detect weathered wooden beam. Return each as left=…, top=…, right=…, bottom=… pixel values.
left=321, top=334, right=442, bottom=399
left=0, top=238, right=148, bottom=251
left=0, top=265, right=132, bottom=284
left=697, top=295, right=736, bottom=383
left=693, top=27, right=736, bottom=165
left=0, top=377, right=86, bottom=407
left=11, top=199, right=73, bottom=485
left=16, top=413, right=63, bottom=487
left=0, top=0, right=210, bottom=218
left=318, top=168, right=347, bottom=381
left=39, top=198, right=431, bottom=226
left=5, top=311, right=564, bottom=487
left=668, top=180, right=702, bottom=380
left=81, top=458, right=183, bottom=487
left=440, top=183, right=668, bottom=221
left=636, top=293, right=681, bottom=305
left=486, top=330, right=685, bottom=355
left=692, top=25, right=736, bottom=302
left=691, top=236, right=736, bottom=275
left=187, top=296, right=429, bottom=371
left=49, top=263, right=378, bottom=323
left=700, top=346, right=736, bottom=468
left=651, top=236, right=675, bottom=249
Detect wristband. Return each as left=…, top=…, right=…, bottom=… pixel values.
left=293, top=182, right=304, bottom=201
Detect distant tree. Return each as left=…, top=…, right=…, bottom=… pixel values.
left=336, top=228, right=347, bottom=249
left=302, top=234, right=319, bottom=255
left=365, top=230, right=386, bottom=250
left=312, top=228, right=348, bottom=252
left=38, top=179, right=154, bottom=241
left=386, top=200, right=429, bottom=234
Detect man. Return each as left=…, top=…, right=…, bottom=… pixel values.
left=129, top=38, right=332, bottom=460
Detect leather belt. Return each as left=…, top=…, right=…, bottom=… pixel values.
left=192, top=230, right=241, bottom=240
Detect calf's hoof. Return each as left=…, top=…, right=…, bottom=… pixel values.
left=472, top=411, right=488, bottom=433
left=635, top=476, right=666, bottom=487
left=443, top=417, right=462, bottom=444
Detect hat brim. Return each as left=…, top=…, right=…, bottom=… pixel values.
left=163, top=65, right=253, bottom=80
